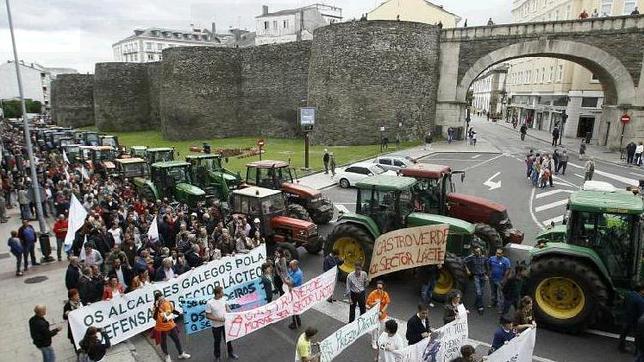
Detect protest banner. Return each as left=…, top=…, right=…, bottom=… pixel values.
left=68, top=245, right=266, bottom=347
left=387, top=304, right=468, bottom=362
left=318, top=302, right=380, bottom=362
left=488, top=327, right=536, bottom=362
left=369, top=224, right=449, bottom=279
left=224, top=266, right=337, bottom=342
left=181, top=277, right=269, bottom=335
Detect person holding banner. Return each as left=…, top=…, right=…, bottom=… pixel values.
left=153, top=291, right=191, bottom=362
left=377, top=320, right=403, bottom=362
left=346, top=263, right=369, bottom=323
left=366, top=280, right=391, bottom=350
left=295, top=327, right=320, bottom=362
left=489, top=316, right=517, bottom=354
left=406, top=304, right=432, bottom=346
left=206, top=286, right=239, bottom=361
left=287, top=260, right=304, bottom=329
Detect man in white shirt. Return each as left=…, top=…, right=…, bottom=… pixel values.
left=80, top=243, right=103, bottom=267
left=206, top=286, right=238, bottom=361
left=109, top=223, right=123, bottom=247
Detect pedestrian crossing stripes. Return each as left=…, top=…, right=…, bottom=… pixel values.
left=542, top=215, right=564, bottom=226
left=535, top=189, right=573, bottom=199
left=534, top=199, right=568, bottom=212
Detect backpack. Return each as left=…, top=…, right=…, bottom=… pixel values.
left=7, top=237, right=23, bottom=256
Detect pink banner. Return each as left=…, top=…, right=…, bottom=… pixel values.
left=224, top=267, right=337, bottom=341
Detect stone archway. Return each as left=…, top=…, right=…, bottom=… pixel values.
left=456, top=39, right=638, bottom=106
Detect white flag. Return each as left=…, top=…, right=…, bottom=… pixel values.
left=63, top=150, right=70, bottom=164
left=64, top=166, right=71, bottom=181
left=81, top=166, right=89, bottom=180
left=147, top=215, right=159, bottom=243
left=79, top=235, right=88, bottom=262
left=64, top=194, right=88, bottom=251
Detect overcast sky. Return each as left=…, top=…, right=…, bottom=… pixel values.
left=0, top=0, right=513, bottom=73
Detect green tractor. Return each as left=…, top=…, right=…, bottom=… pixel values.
left=132, top=161, right=206, bottom=207
left=146, top=147, right=174, bottom=165
left=510, top=185, right=643, bottom=332
left=185, top=154, right=241, bottom=200
left=325, top=175, right=479, bottom=300
left=129, top=146, right=148, bottom=159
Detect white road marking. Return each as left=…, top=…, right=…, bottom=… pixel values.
left=535, top=199, right=568, bottom=212
left=630, top=171, right=644, bottom=177
left=334, top=204, right=350, bottom=214
left=566, top=162, right=584, bottom=169
left=529, top=187, right=546, bottom=231
left=536, top=189, right=573, bottom=199
left=464, top=153, right=505, bottom=171
left=574, top=173, right=584, bottom=179
left=483, top=171, right=502, bottom=190
left=542, top=215, right=564, bottom=226
left=471, top=154, right=481, bottom=159
left=569, top=162, right=639, bottom=186
left=586, top=329, right=634, bottom=342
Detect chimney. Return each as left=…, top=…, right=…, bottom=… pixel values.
left=211, top=22, right=216, bottom=35
left=262, top=5, right=268, bottom=15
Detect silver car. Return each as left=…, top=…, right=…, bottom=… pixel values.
left=372, top=156, right=415, bottom=172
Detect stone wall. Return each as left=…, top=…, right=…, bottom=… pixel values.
left=147, top=62, right=162, bottom=128
left=240, top=41, right=311, bottom=138
left=160, top=47, right=241, bottom=140
left=94, top=62, right=155, bottom=131
left=308, top=21, right=442, bottom=145
left=50, top=74, right=94, bottom=128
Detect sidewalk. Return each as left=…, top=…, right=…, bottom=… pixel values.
left=0, top=206, right=150, bottom=361
left=495, top=120, right=626, bottom=165
left=298, top=139, right=500, bottom=190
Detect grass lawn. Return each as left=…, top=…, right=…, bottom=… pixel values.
left=86, top=129, right=420, bottom=175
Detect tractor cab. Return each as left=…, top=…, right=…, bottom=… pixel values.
left=245, top=160, right=294, bottom=189
left=86, top=146, right=117, bottom=176
left=114, top=158, right=149, bottom=179
left=59, top=137, right=75, bottom=148
left=129, top=146, right=148, bottom=159
left=186, top=154, right=241, bottom=199
left=99, top=135, right=120, bottom=150
left=148, top=161, right=205, bottom=206
left=400, top=163, right=457, bottom=214
left=354, top=175, right=417, bottom=234
left=229, top=186, right=320, bottom=259
left=147, top=147, right=174, bottom=165
left=76, top=131, right=100, bottom=146
left=61, top=145, right=81, bottom=163
left=562, top=189, right=643, bottom=288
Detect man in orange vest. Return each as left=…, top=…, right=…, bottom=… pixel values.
left=367, top=280, right=391, bottom=350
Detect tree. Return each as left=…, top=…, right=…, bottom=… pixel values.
left=0, top=99, right=42, bottom=118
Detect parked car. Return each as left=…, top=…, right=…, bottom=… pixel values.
left=373, top=156, right=416, bottom=172
left=335, top=162, right=397, bottom=188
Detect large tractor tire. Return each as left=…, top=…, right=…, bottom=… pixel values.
left=309, top=198, right=334, bottom=224
left=304, top=237, right=323, bottom=255
left=528, top=256, right=609, bottom=332
left=474, top=223, right=502, bottom=256
left=432, top=253, right=468, bottom=303
left=287, top=204, right=312, bottom=222
left=139, top=186, right=155, bottom=202
left=324, top=223, right=374, bottom=280
left=277, top=242, right=299, bottom=262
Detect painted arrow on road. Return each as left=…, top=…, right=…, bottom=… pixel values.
left=483, top=172, right=502, bottom=190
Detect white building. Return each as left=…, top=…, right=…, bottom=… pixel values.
left=255, top=4, right=342, bottom=45
left=112, top=24, right=236, bottom=63
left=0, top=60, right=77, bottom=111
left=506, top=0, right=643, bottom=141
left=471, top=65, right=509, bottom=117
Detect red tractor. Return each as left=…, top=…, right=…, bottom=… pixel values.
left=400, top=163, right=523, bottom=254
left=228, top=186, right=322, bottom=261
left=244, top=160, right=334, bottom=224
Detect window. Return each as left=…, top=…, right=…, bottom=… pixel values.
left=378, top=158, right=392, bottom=166
left=133, top=54, right=138, bottom=61
left=147, top=54, right=154, bottom=61
left=264, top=21, right=269, bottom=30
left=283, top=20, right=288, bottom=28
left=600, top=0, right=613, bottom=15
left=557, top=65, right=563, bottom=82
left=549, top=66, right=554, bottom=82
left=581, top=97, right=599, bottom=107
left=624, top=0, right=636, bottom=14
left=541, top=67, right=546, bottom=82
left=566, top=5, right=571, bottom=19
left=394, top=160, right=405, bottom=167
left=157, top=43, right=163, bottom=50
left=555, top=10, right=559, bottom=20
left=535, top=69, right=540, bottom=83
left=273, top=21, right=278, bottom=29
left=145, top=42, right=152, bottom=50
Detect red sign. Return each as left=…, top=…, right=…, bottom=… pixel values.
left=621, top=114, right=631, bottom=124
left=256, top=138, right=265, bottom=148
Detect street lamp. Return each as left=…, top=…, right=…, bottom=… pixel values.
left=379, top=126, right=385, bottom=152
left=4, top=0, right=51, bottom=261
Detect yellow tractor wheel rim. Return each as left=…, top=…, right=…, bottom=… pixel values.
left=434, top=268, right=454, bottom=296
left=333, top=237, right=366, bottom=274
left=535, top=277, right=585, bottom=320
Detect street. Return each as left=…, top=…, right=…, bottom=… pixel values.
left=174, top=117, right=636, bottom=362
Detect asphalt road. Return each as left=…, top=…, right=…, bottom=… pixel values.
left=168, top=118, right=637, bottom=362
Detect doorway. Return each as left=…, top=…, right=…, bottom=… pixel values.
left=577, top=117, right=595, bottom=138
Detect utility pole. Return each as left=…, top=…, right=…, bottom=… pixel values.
left=5, top=0, right=50, bottom=241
